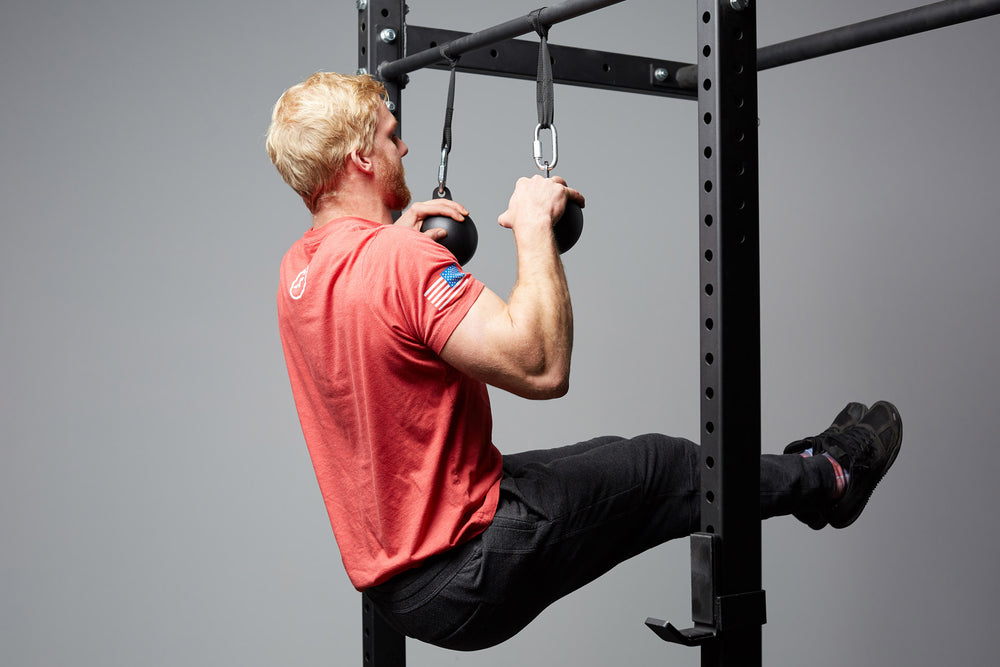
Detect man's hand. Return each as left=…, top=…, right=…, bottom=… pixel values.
left=498, top=175, right=585, bottom=242
left=395, top=198, right=470, bottom=242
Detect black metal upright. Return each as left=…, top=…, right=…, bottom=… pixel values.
left=362, top=592, right=405, bottom=667
left=646, top=3, right=764, bottom=664
left=695, top=1, right=764, bottom=664
left=359, top=2, right=409, bottom=665
left=359, top=0, right=407, bottom=124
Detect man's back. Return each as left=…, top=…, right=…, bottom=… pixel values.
left=277, top=217, right=501, bottom=589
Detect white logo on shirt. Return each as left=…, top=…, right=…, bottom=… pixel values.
left=290, top=267, right=308, bottom=300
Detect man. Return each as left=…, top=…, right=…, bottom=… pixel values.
left=267, top=72, right=902, bottom=651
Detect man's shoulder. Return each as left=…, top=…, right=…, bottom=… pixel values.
left=365, top=223, right=460, bottom=270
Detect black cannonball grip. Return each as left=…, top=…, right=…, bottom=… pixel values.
left=420, top=186, right=478, bottom=266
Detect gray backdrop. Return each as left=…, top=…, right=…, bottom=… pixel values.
left=3, top=1, right=998, bottom=665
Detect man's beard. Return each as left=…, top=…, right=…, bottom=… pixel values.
left=377, top=155, right=411, bottom=211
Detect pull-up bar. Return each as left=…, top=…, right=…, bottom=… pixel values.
left=379, top=0, right=1000, bottom=94
left=762, top=0, right=1000, bottom=69
left=378, top=0, right=627, bottom=80
left=676, top=0, right=1000, bottom=86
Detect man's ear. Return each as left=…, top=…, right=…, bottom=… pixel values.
left=348, top=149, right=374, bottom=175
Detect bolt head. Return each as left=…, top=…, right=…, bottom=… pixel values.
left=356, top=0, right=367, bottom=10
left=380, top=27, right=397, bottom=43
left=356, top=67, right=369, bottom=76
left=654, top=67, right=670, bottom=82
left=730, top=0, right=751, bottom=10
left=385, top=100, right=397, bottom=112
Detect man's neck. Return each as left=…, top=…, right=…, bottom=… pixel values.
left=311, top=187, right=393, bottom=230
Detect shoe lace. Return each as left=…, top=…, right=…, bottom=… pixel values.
left=831, top=426, right=875, bottom=472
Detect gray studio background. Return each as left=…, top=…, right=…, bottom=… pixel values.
left=3, top=1, right=998, bottom=665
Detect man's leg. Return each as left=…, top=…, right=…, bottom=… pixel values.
left=365, top=433, right=702, bottom=650
left=377, top=432, right=832, bottom=650
left=434, top=432, right=704, bottom=650
left=367, top=402, right=901, bottom=651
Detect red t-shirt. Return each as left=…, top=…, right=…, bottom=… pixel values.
left=277, top=217, right=502, bottom=589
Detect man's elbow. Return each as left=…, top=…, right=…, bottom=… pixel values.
left=541, top=375, right=570, bottom=399
left=519, top=367, right=570, bottom=400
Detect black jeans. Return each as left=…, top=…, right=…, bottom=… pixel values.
left=365, top=433, right=833, bottom=651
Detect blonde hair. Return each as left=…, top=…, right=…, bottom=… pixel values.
left=266, top=72, right=387, bottom=213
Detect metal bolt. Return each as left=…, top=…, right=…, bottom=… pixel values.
left=385, top=100, right=397, bottom=112
left=653, top=67, right=670, bottom=82
left=730, top=0, right=750, bottom=10
left=380, top=28, right=397, bottom=43
left=356, top=0, right=367, bottom=10
left=356, top=67, right=369, bottom=75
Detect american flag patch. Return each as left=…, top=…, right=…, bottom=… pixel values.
left=424, top=263, right=468, bottom=310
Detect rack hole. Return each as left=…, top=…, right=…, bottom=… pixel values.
left=490, top=49, right=499, bottom=58
left=705, top=352, right=714, bottom=365
left=704, top=112, right=712, bottom=124
left=705, top=214, right=713, bottom=227
left=703, top=45, right=711, bottom=57
left=706, top=525, right=715, bottom=534
left=705, top=249, right=713, bottom=261
left=705, top=318, right=714, bottom=331
left=705, top=456, right=715, bottom=468
left=706, top=387, right=715, bottom=400
left=603, top=63, right=611, bottom=72
left=704, top=146, right=712, bottom=159
left=703, top=78, right=712, bottom=91
left=705, top=283, right=714, bottom=296
left=706, top=490, right=715, bottom=502
left=704, top=180, right=713, bottom=192
left=381, top=8, right=389, bottom=17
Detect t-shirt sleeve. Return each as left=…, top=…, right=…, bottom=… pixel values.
left=364, top=226, right=485, bottom=353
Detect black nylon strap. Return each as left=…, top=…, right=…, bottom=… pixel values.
left=529, top=8, right=554, bottom=129
left=436, top=52, right=459, bottom=193
left=439, top=50, right=459, bottom=154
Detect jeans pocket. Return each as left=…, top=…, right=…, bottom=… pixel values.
left=374, top=540, right=486, bottom=647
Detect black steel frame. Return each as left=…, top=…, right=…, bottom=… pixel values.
left=355, top=1, right=1000, bottom=665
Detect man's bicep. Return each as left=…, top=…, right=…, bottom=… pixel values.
left=441, top=285, right=568, bottom=399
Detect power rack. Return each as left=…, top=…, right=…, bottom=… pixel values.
left=355, top=1, right=1000, bottom=665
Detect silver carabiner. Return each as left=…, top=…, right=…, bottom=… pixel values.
left=437, top=147, right=450, bottom=196
left=533, top=123, right=558, bottom=175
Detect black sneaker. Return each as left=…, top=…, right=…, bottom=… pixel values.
left=823, top=401, right=903, bottom=529
left=783, top=402, right=868, bottom=529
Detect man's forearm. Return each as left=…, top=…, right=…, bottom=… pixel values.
left=504, top=223, right=574, bottom=397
